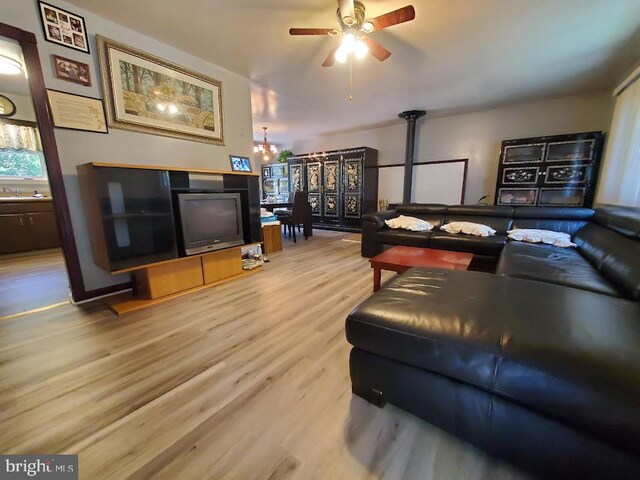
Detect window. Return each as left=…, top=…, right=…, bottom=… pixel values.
left=597, top=70, right=640, bottom=207
left=0, top=122, right=47, bottom=180
left=0, top=149, right=45, bottom=178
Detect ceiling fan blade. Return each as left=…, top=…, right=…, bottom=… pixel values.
left=337, top=0, right=356, bottom=25
left=289, top=28, right=335, bottom=36
left=369, top=5, right=415, bottom=31
left=322, top=46, right=340, bottom=67
left=362, top=37, right=391, bottom=62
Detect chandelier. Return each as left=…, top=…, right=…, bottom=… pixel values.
left=254, top=126, right=278, bottom=161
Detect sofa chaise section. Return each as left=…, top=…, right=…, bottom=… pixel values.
left=346, top=268, right=640, bottom=479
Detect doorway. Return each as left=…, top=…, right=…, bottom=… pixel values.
left=0, top=35, right=70, bottom=318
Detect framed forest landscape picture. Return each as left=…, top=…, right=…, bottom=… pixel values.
left=96, top=35, right=224, bottom=145
left=38, top=1, right=90, bottom=53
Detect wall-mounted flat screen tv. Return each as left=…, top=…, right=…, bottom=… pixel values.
left=177, top=192, right=244, bottom=255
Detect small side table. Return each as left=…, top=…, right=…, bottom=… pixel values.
left=369, top=246, right=473, bottom=292
left=262, top=223, right=283, bottom=254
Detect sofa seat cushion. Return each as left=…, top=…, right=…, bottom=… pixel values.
left=377, top=228, right=431, bottom=247
left=430, top=231, right=506, bottom=256
left=497, top=242, right=621, bottom=297
left=345, top=268, right=640, bottom=455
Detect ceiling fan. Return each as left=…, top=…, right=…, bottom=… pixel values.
left=289, top=1, right=415, bottom=67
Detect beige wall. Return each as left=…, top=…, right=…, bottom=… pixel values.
left=2, top=0, right=254, bottom=293
left=292, top=92, right=615, bottom=205
left=0, top=91, right=36, bottom=122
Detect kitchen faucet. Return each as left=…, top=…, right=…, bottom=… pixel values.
left=2, top=187, right=22, bottom=196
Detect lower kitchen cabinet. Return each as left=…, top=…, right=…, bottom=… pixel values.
left=0, top=200, right=61, bottom=254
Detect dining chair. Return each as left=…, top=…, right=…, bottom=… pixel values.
left=273, top=191, right=295, bottom=215
left=276, top=191, right=310, bottom=243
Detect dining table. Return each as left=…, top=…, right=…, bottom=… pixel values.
left=260, top=202, right=292, bottom=212
left=260, top=202, right=313, bottom=238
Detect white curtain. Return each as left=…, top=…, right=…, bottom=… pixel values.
left=596, top=77, right=640, bottom=207
left=0, top=124, right=42, bottom=151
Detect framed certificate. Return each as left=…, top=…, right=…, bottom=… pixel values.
left=47, top=90, right=108, bottom=134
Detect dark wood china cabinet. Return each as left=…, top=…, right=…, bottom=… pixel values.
left=494, top=131, right=604, bottom=207
left=287, top=147, right=378, bottom=231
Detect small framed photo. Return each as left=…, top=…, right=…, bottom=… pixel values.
left=229, top=155, right=252, bottom=173
left=38, top=1, right=90, bottom=54
left=53, top=55, right=91, bottom=86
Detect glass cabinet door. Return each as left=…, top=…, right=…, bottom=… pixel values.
left=496, top=143, right=543, bottom=206
left=288, top=161, right=304, bottom=193
left=537, top=138, right=596, bottom=207
left=321, top=157, right=339, bottom=220
left=307, top=160, right=324, bottom=218
left=95, top=167, right=177, bottom=271
left=343, top=155, right=363, bottom=220
left=502, top=143, right=546, bottom=163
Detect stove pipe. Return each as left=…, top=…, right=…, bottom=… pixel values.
left=399, top=110, right=426, bottom=203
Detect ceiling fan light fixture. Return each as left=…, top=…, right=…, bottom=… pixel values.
left=335, top=34, right=368, bottom=62
left=335, top=46, right=349, bottom=63
left=290, top=3, right=415, bottom=69
left=335, top=33, right=356, bottom=63
left=342, top=15, right=356, bottom=26
left=0, top=54, right=23, bottom=75
left=342, top=33, right=356, bottom=49
left=354, top=39, right=369, bottom=59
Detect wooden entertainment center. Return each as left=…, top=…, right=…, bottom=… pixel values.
left=77, top=162, right=262, bottom=314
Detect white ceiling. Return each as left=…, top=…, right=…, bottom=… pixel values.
left=66, top=0, right=640, bottom=144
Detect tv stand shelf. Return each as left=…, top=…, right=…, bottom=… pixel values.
left=106, top=268, right=262, bottom=314
left=77, top=162, right=262, bottom=314
left=105, top=247, right=262, bottom=315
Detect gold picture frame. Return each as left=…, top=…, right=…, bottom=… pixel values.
left=96, top=35, right=224, bottom=145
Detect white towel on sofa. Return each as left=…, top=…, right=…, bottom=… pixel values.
left=385, top=215, right=433, bottom=232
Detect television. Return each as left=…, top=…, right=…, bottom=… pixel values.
left=177, top=192, right=244, bottom=255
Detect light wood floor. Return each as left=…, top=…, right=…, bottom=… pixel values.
left=0, top=231, right=528, bottom=480
left=0, top=249, right=70, bottom=319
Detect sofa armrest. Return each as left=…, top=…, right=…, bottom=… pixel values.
left=362, top=210, right=398, bottom=231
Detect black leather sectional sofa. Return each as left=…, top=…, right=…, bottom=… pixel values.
left=348, top=204, right=640, bottom=479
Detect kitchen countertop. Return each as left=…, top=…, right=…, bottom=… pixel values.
left=0, top=196, right=53, bottom=202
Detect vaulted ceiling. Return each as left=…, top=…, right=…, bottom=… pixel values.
left=67, top=0, right=640, bottom=143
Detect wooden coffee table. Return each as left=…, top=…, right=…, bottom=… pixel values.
left=369, top=246, right=474, bottom=292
